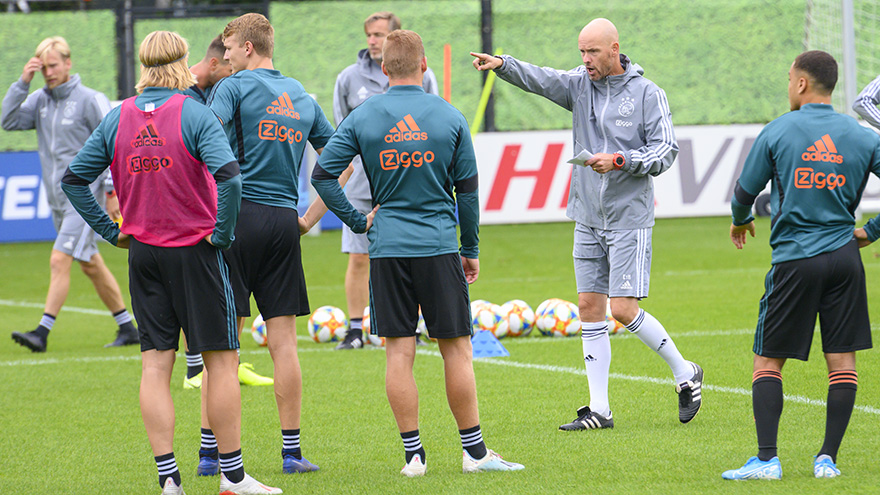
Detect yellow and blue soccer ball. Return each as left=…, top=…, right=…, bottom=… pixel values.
left=499, top=299, right=536, bottom=338
left=472, top=301, right=505, bottom=337
left=605, top=300, right=626, bottom=335
left=536, top=298, right=580, bottom=337
left=308, top=305, right=348, bottom=343
left=251, top=314, right=268, bottom=346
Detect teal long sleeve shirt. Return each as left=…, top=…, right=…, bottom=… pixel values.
left=312, top=85, right=479, bottom=259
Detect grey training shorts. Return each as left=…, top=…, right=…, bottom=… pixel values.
left=573, top=223, right=652, bottom=298
left=52, top=201, right=100, bottom=262
left=341, top=197, right=372, bottom=255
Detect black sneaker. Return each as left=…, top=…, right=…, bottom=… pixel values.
left=11, top=330, right=47, bottom=352
left=676, top=363, right=703, bottom=423
left=559, top=406, right=613, bottom=431
left=335, top=330, right=363, bottom=350
left=105, top=324, right=139, bottom=348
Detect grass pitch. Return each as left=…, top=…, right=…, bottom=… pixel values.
left=1, top=216, right=879, bottom=494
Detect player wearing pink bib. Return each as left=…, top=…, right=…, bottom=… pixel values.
left=62, top=31, right=281, bottom=495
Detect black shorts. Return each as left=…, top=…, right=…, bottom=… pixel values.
left=223, top=199, right=309, bottom=319
left=754, top=238, right=872, bottom=360
left=369, top=253, right=472, bottom=339
left=128, top=238, right=239, bottom=353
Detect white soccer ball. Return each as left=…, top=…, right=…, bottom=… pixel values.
left=499, top=299, right=536, bottom=338
left=307, top=305, right=348, bottom=343
left=470, top=299, right=490, bottom=315
left=251, top=314, right=267, bottom=346
left=472, top=302, right=504, bottom=336
left=362, top=305, right=385, bottom=347
left=536, top=298, right=580, bottom=337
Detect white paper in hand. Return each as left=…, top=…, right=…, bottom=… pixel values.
left=567, top=149, right=594, bottom=166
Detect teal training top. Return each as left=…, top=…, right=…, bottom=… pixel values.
left=61, top=87, right=241, bottom=247
left=183, top=84, right=213, bottom=105
left=732, top=103, right=880, bottom=263
left=312, top=85, right=480, bottom=259
left=209, top=68, right=335, bottom=209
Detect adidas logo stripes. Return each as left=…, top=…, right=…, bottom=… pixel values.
left=266, top=92, right=300, bottom=119
left=802, top=134, right=843, bottom=163
left=131, top=119, right=165, bottom=147
left=384, top=114, right=428, bottom=143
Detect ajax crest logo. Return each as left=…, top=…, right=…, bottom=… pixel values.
left=63, top=101, right=77, bottom=118
left=618, top=97, right=635, bottom=117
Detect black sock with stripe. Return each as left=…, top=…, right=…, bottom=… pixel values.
left=219, top=449, right=244, bottom=484
left=818, top=370, right=858, bottom=463
left=460, top=424, right=487, bottom=460
left=752, top=369, right=783, bottom=461
left=155, top=452, right=181, bottom=489
left=400, top=429, right=425, bottom=464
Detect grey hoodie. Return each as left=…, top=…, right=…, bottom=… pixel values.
left=495, top=54, right=677, bottom=230
left=2, top=73, right=111, bottom=212
left=333, top=49, right=438, bottom=201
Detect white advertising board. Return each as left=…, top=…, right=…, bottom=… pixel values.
left=473, top=125, right=880, bottom=224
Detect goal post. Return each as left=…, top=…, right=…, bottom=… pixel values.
left=804, top=0, right=880, bottom=116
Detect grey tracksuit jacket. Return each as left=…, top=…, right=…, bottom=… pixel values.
left=2, top=74, right=111, bottom=213
left=333, top=49, right=438, bottom=202
left=853, top=74, right=880, bottom=131
left=495, top=53, right=677, bottom=230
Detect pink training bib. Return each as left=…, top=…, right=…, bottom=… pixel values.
left=110, top=93, right=217, bottom=247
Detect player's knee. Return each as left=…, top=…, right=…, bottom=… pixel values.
left=349, top=253, right=370, bottom=271
left=79, top=259, right=100, bottom=277
left=609, top=301, right=638, bottom=325
left=48, top=250, right=74, bottom=273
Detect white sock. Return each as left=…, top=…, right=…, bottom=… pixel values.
left=581, top=321, right=611, bottom=417
left=112, top=309, right=133, bottom=326
left=626, top=309, right=693, bottom=383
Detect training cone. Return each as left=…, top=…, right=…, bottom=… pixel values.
left=471, top=330, right=510, bottom=358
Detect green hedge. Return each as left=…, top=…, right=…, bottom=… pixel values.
left=0, top=1, right=816, bottom=152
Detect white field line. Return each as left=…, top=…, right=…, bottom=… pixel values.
left=0, top=345, right=319, bottom=368
left=0, top=298, right=109, bottom=316
left=505, top=324, right=880, bottom=345
left=504, top=328, right=755, bottom=343
left=415, top=350, right=880, bottom=417
left=4, top=344, right=875, bottom=417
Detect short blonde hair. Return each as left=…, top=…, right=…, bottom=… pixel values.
left=135, top=31, right=195, bottom=94
left=364, top=11, right=401, bottom=31
left=35, top=36, right=71, bottom=61
left=223, top=13, right=274, bottom=58
left=382, top=30, right=424, bottom=79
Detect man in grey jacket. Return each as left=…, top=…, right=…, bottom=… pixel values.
left=472, top=18, right=703, bottom=430
left=2, top=36, right=138, bottom=352
left=332, top=11, right=438, bottom=350
left=853, top=74, right=880, bottom=131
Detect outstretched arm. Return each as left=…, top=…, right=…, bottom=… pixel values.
left=470, top=52, right=578, bottom=111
